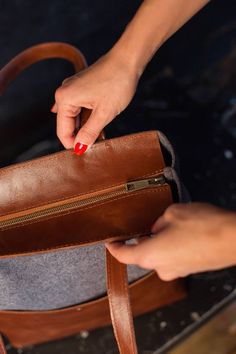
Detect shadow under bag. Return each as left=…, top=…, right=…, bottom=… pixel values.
left=0, top=42, right=186, bottom=354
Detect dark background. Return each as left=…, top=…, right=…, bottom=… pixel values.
left=1, top=0, right=236, bottom=353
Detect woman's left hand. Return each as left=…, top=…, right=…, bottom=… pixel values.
left=106, top=203, right=236, bottom=280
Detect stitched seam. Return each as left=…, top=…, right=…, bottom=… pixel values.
left=1, top=187, right=169, bottom=231
left=0, top=150, right=69, bottom=174
left=106, top=254, right=122, bottom=354
left=0, top=169, right=163, bottom=217
left=0, top=133, right=156, bottom=174
left=121, top=263, right=137, bottom=353
left=121, top=265, right=128, bottom=353
left=107, top=254, right=137, bottom=354
left=0, top=231, right=147, bottom=258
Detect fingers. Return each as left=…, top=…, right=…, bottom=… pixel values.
left=56, top=104, right=81, bottom=149
left=151, top=203, right=183, bottom=233
left=105, top=242, right=138, bottom=265
left=105, top=235, right=158, bottom=268
left=73, top=108, right=113, bottom=153
left=54, top=82, right=114, bottom=152
left=105, top=235, right=182, bottom=281
left=54, top=84, right=83, bottom=149
left=105, top=242, right=141, bottom=265
left=106, top=203, right=222, bottom=282
left=151, top=215, right=168, bottom=234
left=106, top=206, right=183, bottom=269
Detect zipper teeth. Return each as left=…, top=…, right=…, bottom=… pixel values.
left=0, top=175, right=167, bottom=229
left=0, top=188, right=126, bottom=229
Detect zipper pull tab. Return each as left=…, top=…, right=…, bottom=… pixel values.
left=126, top=176, right=166, bottom=191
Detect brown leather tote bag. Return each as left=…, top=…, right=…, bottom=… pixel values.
left=0, top=43, right=186, bottom=354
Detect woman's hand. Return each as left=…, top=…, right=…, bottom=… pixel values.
left=106, top=203, right=236, bottom=280
left=53, top=51, right=140, bottom=153
left=53, top=0, right=209, bottom=154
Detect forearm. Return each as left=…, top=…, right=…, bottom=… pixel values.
left=111, top=0, right=210, bottom=76
left=54, top=0, right=210, bottom=148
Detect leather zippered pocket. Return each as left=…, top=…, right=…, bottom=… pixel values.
left=0, top=175, right=172, bottom=257
left=0, top=175, right=166, bottom=230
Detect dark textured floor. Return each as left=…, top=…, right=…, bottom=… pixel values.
left=1, top=0, right=236, bottom=353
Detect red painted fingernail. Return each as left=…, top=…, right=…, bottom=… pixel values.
left=74, top=142, right=88, bottom=155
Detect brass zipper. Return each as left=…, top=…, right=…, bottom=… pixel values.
left=0, top=175, right=166, bottom=229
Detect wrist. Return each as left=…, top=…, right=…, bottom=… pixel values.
left=106, top=44, right=143, bottom=81
left=109, top=28, right=163, bottom=79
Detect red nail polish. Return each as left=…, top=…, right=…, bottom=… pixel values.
left=74, top=143, right=88, bottom=155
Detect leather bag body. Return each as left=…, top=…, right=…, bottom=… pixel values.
left=0, top=43, right=186, bottom=354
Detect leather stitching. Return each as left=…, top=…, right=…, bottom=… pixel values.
left=0, top=169, right=163, bottom=217
left=0, top=271, right=154, bottom=315
left=0, top=231, right=149, bottom=258
left=106, top=255, right=117, bottom=348
left=121, top=260, right=137, bottom=354
left=1, top=187, right=169, bottom=231
left=106, top=253, right=123, bottom=354
left=107, top=252, right=137, bottom=354
left=0, top=132, right=158, bottom=174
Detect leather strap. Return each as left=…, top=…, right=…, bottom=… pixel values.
left=0, top=43, right=136, bottom=353
left=106, top=249, right=138, bottom=354
left=0, top=42, right=86, bottom=94
left=0, top=42, right=105, bottom=138
left=0, top=336, right=6, bottom=354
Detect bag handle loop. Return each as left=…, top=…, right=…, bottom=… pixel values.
left=0, top=43, right=138, bottom=353
left=0, top=42, right=104, bottom=139
left=106, top=249, right=138, bottom=354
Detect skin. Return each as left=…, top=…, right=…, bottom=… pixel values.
left=53, top=0, right=210, bottom=149
left=52, top=0, right=236, bottom=280
left=106, top=203, right=236, bottom=280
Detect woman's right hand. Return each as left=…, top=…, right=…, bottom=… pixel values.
left=53, top=0, right=210, bottom=155
left=52, top=50, right=140, bottom=154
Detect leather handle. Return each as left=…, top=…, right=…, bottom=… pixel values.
left=0, top=248, right=137, bottom=354
left=0, top=42, right=87, bottom=94
left=106, top=249, right=138, bottom=354
left=0, top=42, right=105, bottom=139
left=0, top=336, right=7, bottom=354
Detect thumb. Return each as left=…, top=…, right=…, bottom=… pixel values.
left=105, top=241, right=140, bottom=265
left=74, top=108, right=112, bottom=155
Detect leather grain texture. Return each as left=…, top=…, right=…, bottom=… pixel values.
left=0, top=272, right=186, bottom=349
left=0, top=131, right=172, bottom=258
left=0, top=43, right=187, bottom=353
left=0, top=131, right=164, bottom=215
left=106, top=249, right=138, bottom=354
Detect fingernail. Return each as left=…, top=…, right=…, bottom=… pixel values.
left=74, top=142, right=88, bottom=155
left=151, top=223, right=155, bottom=230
